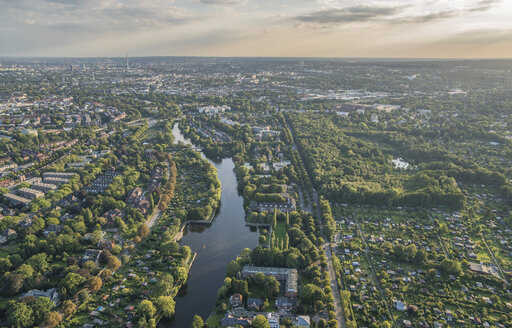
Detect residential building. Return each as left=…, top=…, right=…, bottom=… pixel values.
left=468, top=262, right=501, bottom=279
left=101, top=209, right=124, bottom=227
left=21, top=288, right=59, bottom=305
left=31, top=182, right=57, bottom=192
left=3, top=193, right=31, bottom=206
left=43, top=177, right=70, bottom=185
left=17, top=188, right=44, bottom=199
left=81, top=249, right=103, bottom=265
left=247, top=298, right=263, bottom=311
left=275, top=297, right=296, bottom=311
left=42, top=172, right=76, bottom=179
left=229, top=293, right=243, bottom=307
left=126, top=187, right=144, bottom=204
left=294, top=315, right=311, bottom=327
left=42, top=224, right=62, bottom=237
left=251, top=196, right=296, bottom=213
left=267, top=312, right=280, bottom=328
left=242, top=266, right=298, bottom=297
left=221, top=316, right=250, bottom=327
left=134, top=198, right=150, bottom=214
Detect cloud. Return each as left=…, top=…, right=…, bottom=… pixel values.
left=289, top=0, right=503, bottom=27
left=0, top=0, right=510, bottom=57
left=200, top=0, right=244, bottom=5
left=291, top=5, right=404, bottom=25
left=0, top=0, right=199, bottom=32
left=468, top=0, right=501, bottom=11
left=437, top=28, right=512, bottom=45
left=395, top=0, right=502, bottom=24
left=396, top=11, right=455, bottom=24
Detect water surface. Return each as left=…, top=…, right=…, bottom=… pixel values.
left=160, top=123, right=258, bottom=327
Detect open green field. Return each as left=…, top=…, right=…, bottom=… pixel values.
left=272, top=220, right=288, bottom=249
left=205, top=313, right=224, bottom=328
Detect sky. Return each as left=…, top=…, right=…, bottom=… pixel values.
left=0, top=0, right=511, bottom=58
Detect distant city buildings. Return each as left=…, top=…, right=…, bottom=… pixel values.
left=198, top=105, right=230, bottom=115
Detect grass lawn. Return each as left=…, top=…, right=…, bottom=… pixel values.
left=248, top=285, right=264, bottom=299
left=0, top=296, right=17, bottom=310
left=272, top=220, right=287, bottom=249
left=206, top=313, right=224, bottom=328
left=476, top=248, right=491, bottom=262
left=0, top=244, right=18, bottom=258
left=261, top=301, right=277, bottom=312
left=275, top=221, right=287, bottom=239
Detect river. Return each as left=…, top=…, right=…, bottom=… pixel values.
left=160, top=122, right=258, bottom=327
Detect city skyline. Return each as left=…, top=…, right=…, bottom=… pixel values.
left=0, top=0, right=511, bottom=58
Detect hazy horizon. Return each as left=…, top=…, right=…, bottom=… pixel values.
left=1, top=55, right=512, bottom=60
left=0, top=0, right=511, bottom=58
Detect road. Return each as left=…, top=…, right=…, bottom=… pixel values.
left=430, top=215, right=451, bottom=260
left=284, top=116, right=344, bottom=328
left=122, top=159, right=170, bottom=258
left=146, top=159, right=170, bottom=230
left=481, top=235, right=509, bottom=285
left=324, top=243, right=345, bottom=327
left=297, top=188, right=312, bottom=213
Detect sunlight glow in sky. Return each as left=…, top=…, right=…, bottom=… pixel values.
left=0, top=0, right=511, bottom=57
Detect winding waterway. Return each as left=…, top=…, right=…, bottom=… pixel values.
left=160, top=123, right=258, bottom=327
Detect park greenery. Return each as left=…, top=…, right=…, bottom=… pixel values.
left=1, top=57, right=512, bottom=328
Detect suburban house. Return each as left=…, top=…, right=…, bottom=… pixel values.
left=267, top=312, right=280, bottom=328
left=229, top=293, right=243, bottom=307
left=275, top=297, right=296, bottom=311
left=101, top=209, right=124, bottom=227
left=126, top=187, right=144, bottom=204
left=134, top=199, right=150, bottom=214
left=247, top=298, right=263, bottom=311
left=294, top=315, right=311, bottom=327
left=21, top=288, right=60, bottom=305
left=221, top=315, right=250, bottom=327
left=81, top=249, right=103, bottom=265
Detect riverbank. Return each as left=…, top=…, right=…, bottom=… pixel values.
left=159, top=123, right=259, bottom=328
left=172, top=211, right=217, bottom=242
left=155, top=252, right=197, bottom=322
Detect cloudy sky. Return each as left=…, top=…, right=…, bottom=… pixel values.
left=0, top=0, right=510, bottom=58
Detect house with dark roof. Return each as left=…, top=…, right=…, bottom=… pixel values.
left=275, top=297, right=296, bottom=311
left=126, top=187, right=144, bottom=204
left=98, top=240, right=116, bottom=250
left=101, top=209, right=124, bottom=227
left=81, top=249, right=103, bottom=265
left=135, top=198, right=150, bottom=215
left=247, top=298, right=263, bottom=311
left=42, top=224, right=62, bottom=237
left=21, top=288, right=59, bottom=305
left=2, top=228, right=17, bottom=238
left=294, top=315, right=311, bottom=327
left=147, top=167, right=163, bottom=194
left=221, top=316, right=251, bottom=327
